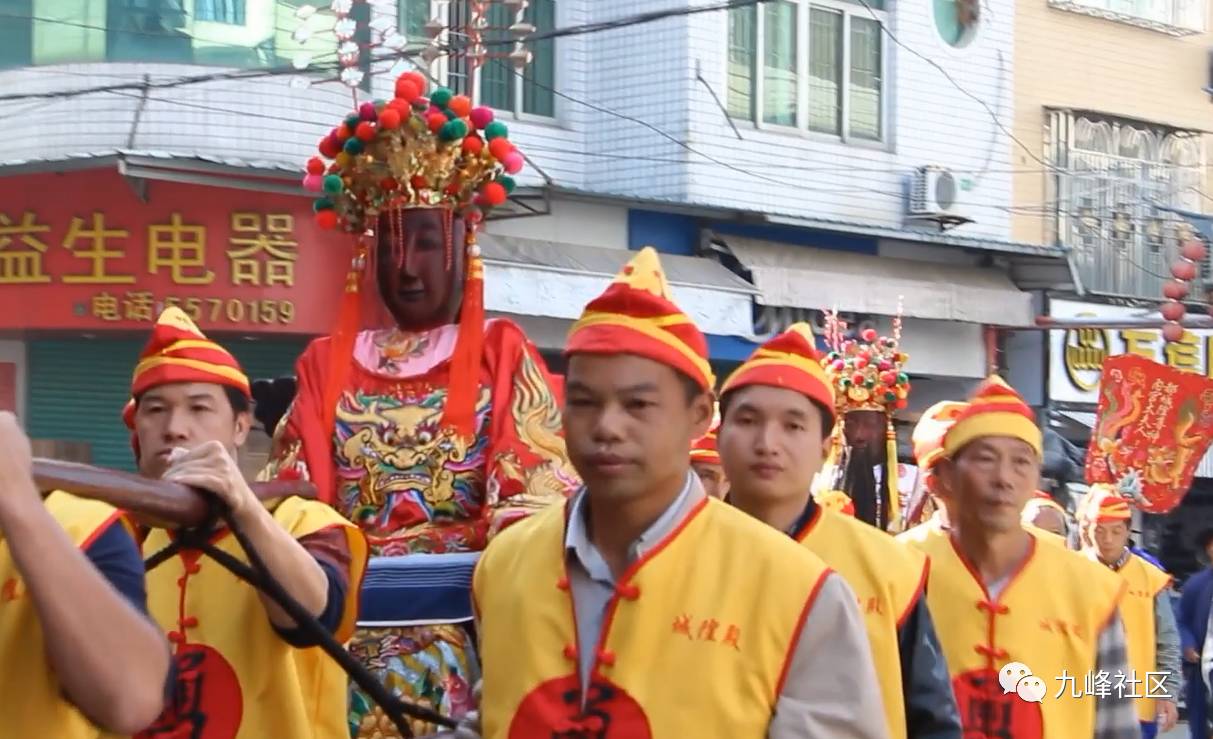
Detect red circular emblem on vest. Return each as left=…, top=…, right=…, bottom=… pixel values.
left=952, top=668, right=1043, bottom=739
left=508, top=674, right=652, bottom=739
left=135, top=644, right=243, bottom=739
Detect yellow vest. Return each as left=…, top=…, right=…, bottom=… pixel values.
left=908, top=529, right=1124, bottom=739
left=0, top=492, right=126, bottom=739
left=1088, top=550, right=1171, bottom=722
left=141, top=496, right=367, bottom=739
left=896, top=515, right=945, bottom=546
left=474, top=496, right=832, bottom=739
left=796, top=505, right=927, bottom=739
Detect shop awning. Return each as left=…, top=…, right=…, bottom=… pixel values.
left=721, top=236, right=1034, bottom=327
left=480, top=235, right=758, bottom=341
left=1058, top=410, right=1213, bottom=479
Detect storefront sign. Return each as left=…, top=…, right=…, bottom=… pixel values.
left=0, top=170, right=348, bottom=334
left=1049, top=299, right=1213, bottom=404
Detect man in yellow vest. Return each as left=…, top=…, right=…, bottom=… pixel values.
left=716, top=323, right=962, bottom=739
left=124, top=308, right=368, bottom=738
left=905, top=375, right=1139, bottom=739
left=1022, top=492, right=1070, bottom=544
left=0, top=413, right=170, bottom=736
left=689, top=417, right=728, bottom=500
left=472, top=248, right=888, bottom=738
left=1083, top=490, right=1180, bottom=738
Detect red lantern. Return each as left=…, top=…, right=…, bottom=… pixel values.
left=1163, top=280, right=1189, bottom=301
left=1161, top=300, right=1186, bottom=322
left=1162, top=321, right=1185, bottom=342
left=1171, top=259, right=1198, bottom=282
left=1181, top=239, right=1209, bottom=263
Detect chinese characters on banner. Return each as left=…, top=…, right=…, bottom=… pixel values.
left=0, top=171, right=348, bottom=334
left=1086, top=354, right=1213, bottom=513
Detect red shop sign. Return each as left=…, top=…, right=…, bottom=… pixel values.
left=0, top=169, right=348, bottom=334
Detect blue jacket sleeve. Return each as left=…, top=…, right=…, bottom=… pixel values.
left=1179, top=578, right=1201, bottom=653
left=898, top=594, right=963, bottom=739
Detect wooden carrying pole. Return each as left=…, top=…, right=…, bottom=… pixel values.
left=32, top=458, right=316, bottom=528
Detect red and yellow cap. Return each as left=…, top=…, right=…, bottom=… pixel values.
left=566, top=247, right=714, bottom=390
left=720, top=322, right=835, bottom=427
left=122, top=307, right=250, bottom=428
left=689, top=425, right=720, bottom=466
left=1024, top=490, right=1066, bottom=516
left=912, top=401, right=969, bottom=470
left=943, top=375, right=1042, bottom=460
left=1081, top=485, right=1132, bottom=524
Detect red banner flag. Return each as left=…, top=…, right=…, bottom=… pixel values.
left=1086, top=353, right=1213, bottom=513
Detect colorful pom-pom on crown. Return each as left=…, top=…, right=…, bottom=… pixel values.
left=303, top=71, right=524, bottom=232
left=821, top=309, right=911, bottom=415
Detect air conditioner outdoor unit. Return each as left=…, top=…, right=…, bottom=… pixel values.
left=907, top=165, right=973, bottom=230
left=908, top=165, right=959, bottom=217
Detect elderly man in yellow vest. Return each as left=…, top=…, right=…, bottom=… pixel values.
left=124, top=308, right=368, bottom=738
left=716, top=323, right=961, bottom=739
left=1022, top=492, right=1070, bottom=545
left=1083, top=490, right=1181, bottom=738
left=472, top=249, right=888, bottom=738
left=0, top=413, right=170, bottom=736
left=905, top=375, right=1139, bottom=739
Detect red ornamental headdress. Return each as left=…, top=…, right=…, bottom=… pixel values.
left=305, top=71, right=524, bottom=442
left=820, top=310, right=911, bottom=530
left=1085, top=353, right=1213, bottom=514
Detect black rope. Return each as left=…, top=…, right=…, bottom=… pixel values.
left=143, top=500, right=456, bottom=736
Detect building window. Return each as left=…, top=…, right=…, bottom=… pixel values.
left=729, top=0, right=885, bottom=142
left=727, top=1, right=757, bottom=120
left=196, top=0, right=246, bottom=25
left=933, top=0, right=979, bottom=47
left=1049, top=111, right=1205, bottom=299
left=399, top=0, right=430, bottom=42
left=1047, top=0, right=1205, bottom=36
left=447, top=0, right=556, bottom=118
left=1, top=0, right=341, bottom=70
left=762, top=2, right=797, bottom=126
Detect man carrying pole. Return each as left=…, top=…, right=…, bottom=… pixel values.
left=0, top=412, right=170, bottom=735
left=125, top=307, right=367, bottom=738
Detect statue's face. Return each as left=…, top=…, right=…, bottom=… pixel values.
left=375, top=207, right=466, bottom=331
left=843, top=409, right=886, bottom=452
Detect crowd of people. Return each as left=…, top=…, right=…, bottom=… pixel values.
left=5, top=71, right=1213, bottom=739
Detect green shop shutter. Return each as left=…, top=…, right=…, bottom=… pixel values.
left=27, top=337, right=310, bottom=472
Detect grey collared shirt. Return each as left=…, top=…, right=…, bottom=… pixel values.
left=564, top=471, right=696, bottom=687
left=563, top=473, right=888, bottom=739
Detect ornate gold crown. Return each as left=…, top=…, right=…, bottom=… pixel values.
left=821, top=310, right=911, bottom=415
left=305, top=72, right=523, bottom=233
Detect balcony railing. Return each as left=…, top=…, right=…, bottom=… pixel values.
left=1048, top=0, right=1205, bottom=35
left=1048, top=111, right=1207, bottom=299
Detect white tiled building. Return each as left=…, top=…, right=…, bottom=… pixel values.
left=0, top=0, right=1070, bottom=435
